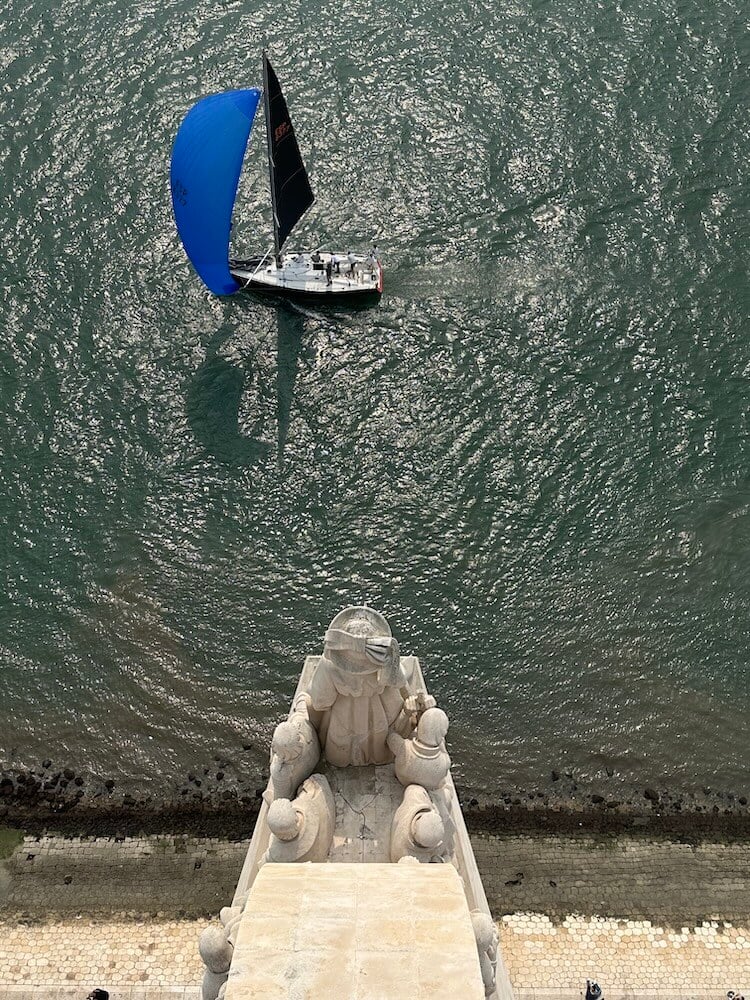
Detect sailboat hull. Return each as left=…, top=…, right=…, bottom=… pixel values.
left=230, top=251, right=382, bottom=305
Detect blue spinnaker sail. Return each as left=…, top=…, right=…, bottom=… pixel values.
left=170, top=89, right=261, bottom=296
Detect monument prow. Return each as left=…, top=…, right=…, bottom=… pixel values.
left=200, top=607, right=514, bottom=1000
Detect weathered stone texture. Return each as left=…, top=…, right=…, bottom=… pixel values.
left=0, top=836, right=249, bottom=918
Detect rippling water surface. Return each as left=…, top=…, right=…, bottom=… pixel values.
left=1, top=0, right=749, bottom=796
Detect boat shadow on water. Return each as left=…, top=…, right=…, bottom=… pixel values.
left=185, top=304, right=304, bottom=467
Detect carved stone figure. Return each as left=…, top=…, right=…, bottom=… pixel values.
left=217, top=903, right=243, bottom=946
left=390, top=784, right=453, bottom=863
left=262, top=774, right=335, bottom=864
left=390, top=691, right=438, bottom=738
left=387, top=707, right=451, bottom=789
left=303, top=607, right=408, bottom=767
left=198, top=925, right=233, bottom=1000
left=470, top=910, right=499, bottom=997
left=264, top=694, right=321, bottom=804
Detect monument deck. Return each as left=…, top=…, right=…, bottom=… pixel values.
left=225, top=863, right=486, bottom=1000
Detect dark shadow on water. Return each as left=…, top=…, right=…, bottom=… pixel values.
left=275, top=305, right=304, bottom=459
left=185, top=304, right=304, bottom=467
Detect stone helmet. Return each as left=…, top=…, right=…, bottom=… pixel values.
left=272, top=720, right=303, bottom=761
left=323, top=606, right=401, bottom=684
left=327, top=606, right=391, bottom=639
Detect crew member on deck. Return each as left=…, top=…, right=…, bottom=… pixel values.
left=325, top=258, right=332, bottom=285
left=347, top=251, right=357, bottom=277
left=331, top=253, right=340, bottom=274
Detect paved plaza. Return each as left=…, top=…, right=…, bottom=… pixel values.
left=0, top=911, right=748, bottom=997
left=0, top=832, right=749, bottom=997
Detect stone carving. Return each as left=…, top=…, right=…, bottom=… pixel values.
left=198, top=925, right=233, bottom=1000
left=390, top=784, right=453, bottom=863
left=470, top=910, right=499, bottom=998
left=264, top=694, right=321, bottom=804
left=262, top=774, right=335, bottom=864
left=387, top=707, right=451, bottom=789
left=303, top=606, right=408, bottom=766
left=390, top=691, right=437, bottom=738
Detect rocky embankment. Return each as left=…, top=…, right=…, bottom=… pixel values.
left=0, top=756, right=267, bottom=838
left=2, top=756, right=750, bottom=841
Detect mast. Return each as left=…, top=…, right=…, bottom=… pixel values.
left=262, top=50, right=281, bottom=265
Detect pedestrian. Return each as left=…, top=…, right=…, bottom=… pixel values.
left=87, top=990, right=109, bottom=1000
left=585, top=982, right=602, bottom=1000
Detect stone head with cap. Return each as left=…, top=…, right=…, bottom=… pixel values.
left=267, top=798, right=302, bottom=842
left=271, top=720, right=304, bottom=762
left=417, top=707, right=449, bottom=747
left=323, top=606, right=401, bottom=685
left=411, top=809, right=444, bottom=850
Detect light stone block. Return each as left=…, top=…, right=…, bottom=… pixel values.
left=224, top=863, right=485, bottom=1000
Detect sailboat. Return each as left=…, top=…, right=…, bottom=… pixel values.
left=170, top=53, right=382, bottom=304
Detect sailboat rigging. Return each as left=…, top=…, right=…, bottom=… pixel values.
left=170, top=53, right=382, bottom=303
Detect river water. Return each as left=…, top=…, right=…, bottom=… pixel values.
left=1, top=0, right=749, bottom=799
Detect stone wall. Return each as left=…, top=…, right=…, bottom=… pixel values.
left=471, top=831, right=750, bottom=924
left=0, top=836, right=249, bottom=919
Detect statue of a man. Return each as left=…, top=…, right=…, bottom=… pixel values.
left=390, top=784, right=452, bottom=863
left=262, top=774, right=335, bottom=864
left=264, top=694, right=321, bottom=804
left=471, top=910, right=499, bottom=997
left=303, top=607, right=408, bottom=767
left=387, top=707, right=451, bottom=790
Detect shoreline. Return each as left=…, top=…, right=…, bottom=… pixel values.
left=4, top=795, right=750, bottom=845
left=3, top=760, right=750, bottom=842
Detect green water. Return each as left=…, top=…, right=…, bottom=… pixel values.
left=1, top=0, right=748, bottom=798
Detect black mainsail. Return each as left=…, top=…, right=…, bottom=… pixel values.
left=263, top=53, right=315, bottom=261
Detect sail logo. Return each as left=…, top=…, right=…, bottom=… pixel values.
left=274, top=121, right=291, bottom=143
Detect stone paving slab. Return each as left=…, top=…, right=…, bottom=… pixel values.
left=0, top=990, right=200, bottom=1000
left=2, top=831, right=750, bottom=996
left=500, top=912, right=750, bottom=992
left=0, top=919, right=207, bottom=989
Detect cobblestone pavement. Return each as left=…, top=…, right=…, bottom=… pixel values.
left=501, top=912, right=750, bottom=993
left=1, top=832, right=749, bottom=997
left=0, top=918, right=206, bottom=988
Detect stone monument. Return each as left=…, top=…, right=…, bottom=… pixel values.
left=390, top=783, right=454, bottom=863
left=202, top=606, right=513, bottom=1000
left=262, top=774, right=335, bottom=865
left=301, top=606, right=407, bottom=766
left=264, top=693, right=321, bottom=804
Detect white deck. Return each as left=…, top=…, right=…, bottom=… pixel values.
left=225, top=863, right=486, bottom=1000
left=231, top=250, right=381, bottom=296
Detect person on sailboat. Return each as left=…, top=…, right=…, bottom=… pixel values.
left=331, top=252, right=341, bottom=275
left=347, top=251, right=357, bottom=278
left=325, top=258, right=333, bottom=286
